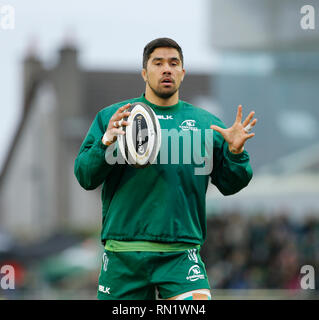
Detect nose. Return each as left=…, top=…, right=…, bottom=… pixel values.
left=162, top=62, right=172, bottom=74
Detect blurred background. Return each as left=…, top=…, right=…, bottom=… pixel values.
left=0, top=0, right=319, bottom=299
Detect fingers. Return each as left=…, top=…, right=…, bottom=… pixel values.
left=111, top=127, right=126, bottom=136
left=112, top=110, right=131, bottom=122
left=110, top=103, right=131, bottom=125
left=118, top=103, right=131, bottom=113
left=120, top=120, right=130, bottom=127
left=235, top=105, right=243, bottom=124
left=105, top=104, right=131, bottom=145
left=210, top=125, right=226, bottom=136
left=245, top=132, right=255, bottom=140
left=114, top=103, right=131, bottom=119
left=113, top=113, right=131, bottom=126
left=112, top=119, right=130, bottom=128
left=249, top=118, right=257, bottom=129
left=106, top=127, right=126, bottom=140
left=244, top=118, right=257, bottom=134
left=242, top=110, right=255, bottom=128
left=237, top=105, right=257, bottom=135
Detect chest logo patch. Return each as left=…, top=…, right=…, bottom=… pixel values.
left=179, top=119, right=198, bottom=131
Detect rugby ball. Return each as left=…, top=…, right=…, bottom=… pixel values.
left=118, top=102, right=161, bottom=168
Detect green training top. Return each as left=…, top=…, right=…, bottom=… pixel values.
left=74, top=93, right=253, bottom=246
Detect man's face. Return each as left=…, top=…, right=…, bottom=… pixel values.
left=142, top=47, right=185, bottom=99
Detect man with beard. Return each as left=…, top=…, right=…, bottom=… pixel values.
left=74, top=38, right=257, bottom=300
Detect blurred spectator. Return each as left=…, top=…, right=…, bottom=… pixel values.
left=202, top=210, right=319, bottom=291
left=2, top=210, right=319, bottom=298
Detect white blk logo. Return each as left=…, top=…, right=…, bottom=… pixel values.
left=98, top=285, right=110, bottom=294
left=157, top=115, right=173, bottom=120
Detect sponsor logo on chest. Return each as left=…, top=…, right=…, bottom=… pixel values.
left=179, top=119, right=198, bottom=131
left=156, top=115, right=199, bottom=132
left=157, top=115, right=173, bottom=120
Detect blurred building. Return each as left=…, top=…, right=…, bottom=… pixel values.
left=206, top=0, right=319, bottom=215
left=208, top=0, right=319, bottom=171
left=0, top=43, right=211, bottom=241
left=207, top=146, right=319, bottom=217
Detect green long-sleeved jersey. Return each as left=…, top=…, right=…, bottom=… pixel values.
left=74, top=94, right=253, bottom=245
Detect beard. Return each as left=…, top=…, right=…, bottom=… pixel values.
left=148, top=82, right=178, bottom=99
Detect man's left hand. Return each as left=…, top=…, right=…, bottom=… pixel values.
left=210, top=105, right=257, bottom=154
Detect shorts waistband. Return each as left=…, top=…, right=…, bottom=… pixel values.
left=104, top=240, right=201, bottom=252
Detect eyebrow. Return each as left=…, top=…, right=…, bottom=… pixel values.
left=152, top=57, right=180, bottom=63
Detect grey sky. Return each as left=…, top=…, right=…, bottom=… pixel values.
left=0, top=0, right=214, bottom=171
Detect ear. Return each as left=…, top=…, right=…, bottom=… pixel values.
left=141, top=68, right=147, bottom=82
left=181, top=68, right=186, bottom=82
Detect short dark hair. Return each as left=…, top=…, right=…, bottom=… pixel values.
left=143, top=37, right=184, bottom=69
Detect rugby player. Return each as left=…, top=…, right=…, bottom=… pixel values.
left=74, top=38, right=257, bottom=300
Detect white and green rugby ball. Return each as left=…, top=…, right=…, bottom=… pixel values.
left=118, top=102, right=161, bottom=168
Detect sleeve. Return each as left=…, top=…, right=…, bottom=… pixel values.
left=210, top=121, right=253, bottom=196
left=74, top=110, right=114, bottom=190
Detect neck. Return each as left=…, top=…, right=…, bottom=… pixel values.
left=144, top=86, right=179, bottom=106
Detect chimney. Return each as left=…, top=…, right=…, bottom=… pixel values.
left=53, top=33, right=83, bottom=118
left=23, top=38, right=43, bottom=112
left=58, top=45, right=78, bottom=69
left=58, top=28, right=78, bottom=69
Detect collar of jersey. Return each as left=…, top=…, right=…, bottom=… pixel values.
left=140, top=93, right=182, bottom=111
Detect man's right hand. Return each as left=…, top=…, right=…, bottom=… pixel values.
left=102, top=103, right=131, bottom=146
